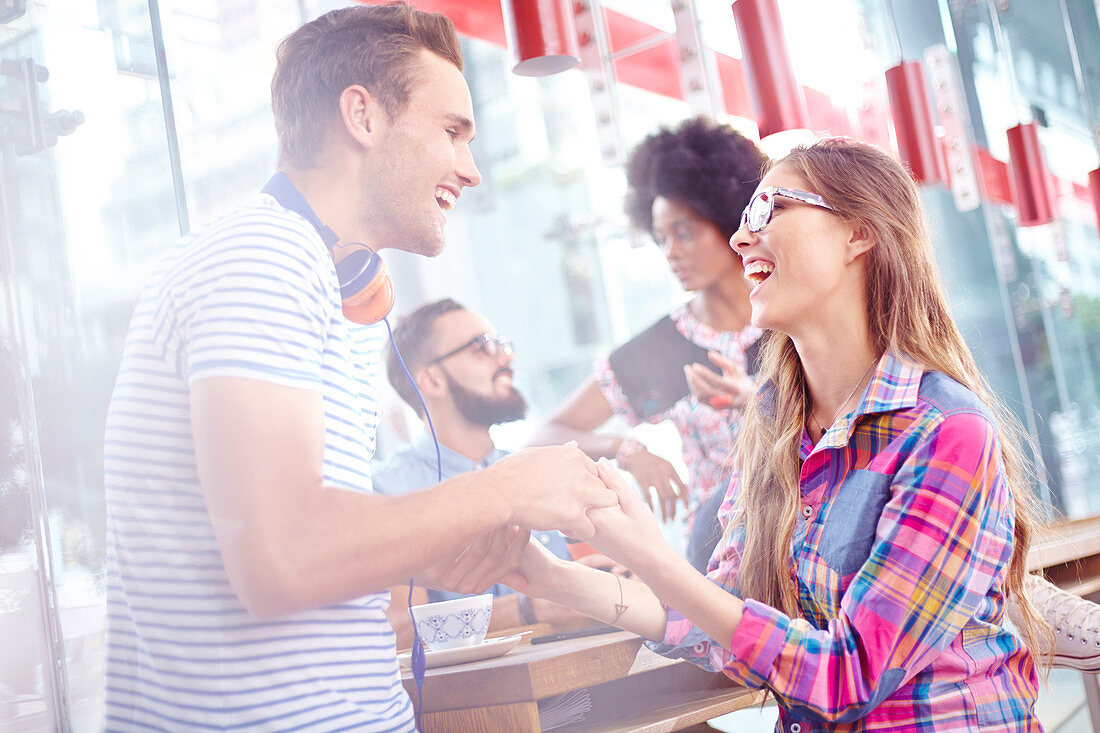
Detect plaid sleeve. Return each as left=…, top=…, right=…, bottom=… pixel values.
left=723, top=410, right=1013, bottom=724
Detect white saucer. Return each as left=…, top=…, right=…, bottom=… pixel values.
left=399, top=633, right=526, bottom=669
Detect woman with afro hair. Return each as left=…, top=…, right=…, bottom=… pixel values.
left=532, top=117, right=766, bottom=571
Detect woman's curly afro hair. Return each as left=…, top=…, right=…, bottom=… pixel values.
left=624, top=117, right=767, bottom=240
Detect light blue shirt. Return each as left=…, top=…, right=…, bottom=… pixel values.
left=373, top=431, right=571, bottom=602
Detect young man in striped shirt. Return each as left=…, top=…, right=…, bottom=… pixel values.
left=103, top=5, right=617, bottom=731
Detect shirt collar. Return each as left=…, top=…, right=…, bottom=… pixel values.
left=411, top=429, right=508, bottom=474
left=817, top=349, right=923, bottom=449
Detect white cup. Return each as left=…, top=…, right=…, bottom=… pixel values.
left=410, top=594, right=493, bottom=651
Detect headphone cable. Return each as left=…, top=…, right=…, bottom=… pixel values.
left=384, top=316, right=443, bottom=732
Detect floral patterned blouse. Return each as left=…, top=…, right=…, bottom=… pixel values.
left=594, top=302, right=763, bottom=526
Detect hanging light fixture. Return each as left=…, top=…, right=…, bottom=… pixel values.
left=731, top=0, right=809, bottom=139
left=987, top=0, right=1056, bottom=227
left=880, top=2, right=946, bottom=185
left=1089, top=167, right=1100, bottom=236
left=1005, top=121, right=1057, bottom=227
left=885, top=61, right=948, bottom=185
left=1058, top=0, right=1100, bottom=237
left=501, top=0, right=579, bottom=77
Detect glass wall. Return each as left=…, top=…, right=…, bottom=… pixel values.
left=1, top=0, right=1099, bottom=729
left=0, top=1, right=312, bottom=728
left=1, top=1, right=181, bottom=727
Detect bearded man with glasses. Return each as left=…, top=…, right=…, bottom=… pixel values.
left=374, top=299, right=626, bottom=643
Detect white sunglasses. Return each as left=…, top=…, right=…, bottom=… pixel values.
left=739, top=186, right=835, bottom=233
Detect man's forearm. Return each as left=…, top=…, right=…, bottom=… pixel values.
left=212, top=469, right=511, bottom=618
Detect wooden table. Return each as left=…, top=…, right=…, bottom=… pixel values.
left=401, top=630, right=764, bottom=732
left=1029, top=514, right=1100, bottom=598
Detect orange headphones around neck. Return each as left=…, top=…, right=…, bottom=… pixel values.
left=262, top=172, right=395, bottom=324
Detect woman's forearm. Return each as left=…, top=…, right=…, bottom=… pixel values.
left=637, top=549, right=745, bottom=650
left=541, top=559, right=670, bottom=641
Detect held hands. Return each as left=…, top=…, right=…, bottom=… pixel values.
left=684, top=351, right=752, bottom=410
left=583, top=458, right=668, bottom=577
left=618, top=447, right=686, bottom=522
left=488, top=444, right=618, bottom=540
left=501, top=534, right=632, bottom=604
left=418, top=524, right=530, bottom=595
left=500, top=532, right=562, bottom=597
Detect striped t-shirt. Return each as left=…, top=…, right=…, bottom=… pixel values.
left=103, top=194, right=414, bottom=732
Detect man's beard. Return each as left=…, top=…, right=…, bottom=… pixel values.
left=445, top=371, right=528, bottom=427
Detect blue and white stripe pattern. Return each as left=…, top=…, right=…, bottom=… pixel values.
left=104, top=194, right=413, bottom=732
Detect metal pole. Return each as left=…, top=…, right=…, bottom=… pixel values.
left=985, top=0, right=1028, bottom=123
left=883, top=0, right=903, bottom=64
left=147, top=0, right=190, bottom=235
left=1058, top=0, right=1100, bottom=151
left=0, top=150, right=72, bottom=731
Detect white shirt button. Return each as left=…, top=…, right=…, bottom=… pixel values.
left=790, top=723, right=803, bottom=733
left=801, top=505, right=813, bottom=519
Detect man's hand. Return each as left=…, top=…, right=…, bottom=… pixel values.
left=487, top=445, right=619, bottom=539
left=583, top=459, right=670, bottom=576
left=417, top=524, right=531, bottom=595
left=684, top=351, right=752, bottom=410
left=618, top=448, right=686, bottom=522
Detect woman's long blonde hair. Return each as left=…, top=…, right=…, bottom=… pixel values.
left=731, top=137, right=1050, bottom=655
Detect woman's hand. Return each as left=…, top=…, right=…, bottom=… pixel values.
left=499, top=532, right=564, bottom=597
left=619, top=447, right=687, bottom=522
left=684, top=351, right=752, bottom=410
left=585, top=458, right=673, bottom=577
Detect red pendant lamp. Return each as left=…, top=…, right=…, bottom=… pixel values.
left=1053, top=0, right=1100, bottom=235
left=1089, top=167, right=1100, bottom=235
left=731, top=0, right=809, bottom=138
left=501, top=0, right=579, bottom=77
left=1006, top=122, right=1057, bottom=227
left=985, top=3, right=1057, bottom=227
left=885, top=60, right=947, bottom=185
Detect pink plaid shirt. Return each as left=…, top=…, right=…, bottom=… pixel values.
left=648, top=351, right=1041, bottom=732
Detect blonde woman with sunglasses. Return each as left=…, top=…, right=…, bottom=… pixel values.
left=509, top=138, right=1050, bottom=732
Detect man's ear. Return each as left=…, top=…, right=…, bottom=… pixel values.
left=338, top=84, right=385, bottom=149
left=415, top=365, right=448, bottom=400
left=845, top=222, right=876, bottom=263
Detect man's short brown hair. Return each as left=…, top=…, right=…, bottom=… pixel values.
left=272, top=2, right=463, bottom=169
left=385, top=298, right=466, bottom=418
